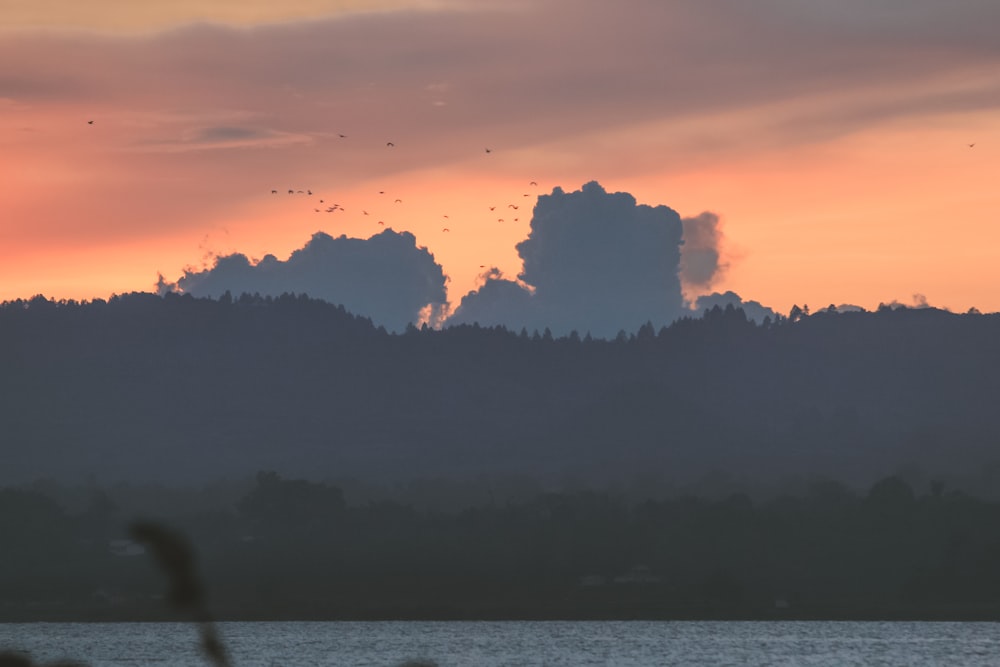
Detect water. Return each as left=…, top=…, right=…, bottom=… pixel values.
left=2, top=620, right=999, bottom=666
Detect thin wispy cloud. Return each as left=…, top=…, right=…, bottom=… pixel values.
left=134, top=126, right=314, bottom=153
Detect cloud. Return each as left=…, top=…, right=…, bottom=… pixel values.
left=173, top=229, right=447, bottom=332
left=693, top=291, right=777, bottom=324
left=6, top=1, right=1000, bottom=165
left=135, top=125, right=313, bottom=152
left=879, top=293, right=936, bottom=311
left=0, top=0, right=454, bottom=33
left=449, top=181, right=687, bottom=338
left=448, top=272, right=539, bottom=332
left=680, top=212, right=728, bottom=297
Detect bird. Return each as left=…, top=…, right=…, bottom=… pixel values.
left=378, top=191, right=385, bottom=195
left=508, top=204, right=518, bottom=209
left=394, top=198, right=403, bottom=203
left=489, top=206, right=496, bottom=211
left=87, top=120, right=94, bottom=125
left=362, top=210, right=369, bottom=215
left=529, top=181, right=537, bottom=186
left=485, top=148, right=492, bottom=153
left=378, top=220, right=385, bottom=225
left=442, top=228, right=450, bottom=232
left=338, top=133, right=347, bottom=138
left=314, top=208, right=320, bottom=213
left=271, top=190, right=278, bottom=194
left=523, top=194, right=530, bottom=197
left=443, top=215, right=449, bottom=219
left=969, top=143, right=976, bottom=148
left=307, top=190, right=312, bottom=195
left=288, top=189, right=294, bottom=194
left=498, top=218, right=504, bottom=223
left=386, top=142, right=395, bottom=147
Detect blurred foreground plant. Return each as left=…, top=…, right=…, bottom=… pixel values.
left=128, top=520, right=230, bottom=667
left=1, top=519, right=438, bottom=667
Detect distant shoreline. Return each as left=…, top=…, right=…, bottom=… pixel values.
left=5, top=604, right=1000, bottom=624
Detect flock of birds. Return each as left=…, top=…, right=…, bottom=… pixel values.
left=83, top=118, right=982, bottom=274
left=260, top=136, right=544, bottom=236
left=84, top=119, right=543, bottom=278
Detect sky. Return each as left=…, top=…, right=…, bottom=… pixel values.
left=2, top=0, right=999, bottom=323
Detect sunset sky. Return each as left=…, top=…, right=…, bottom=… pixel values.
left=2, top=0, right=999, bottom=316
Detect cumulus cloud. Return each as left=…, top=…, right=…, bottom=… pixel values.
left=680, top=211, right=728, bottom=297
left=693, top=291, right=777, bottom=324
left=879, top=293, right=936, bottom=311
left=172, top=230, right=447, bottom=332
left=448, top=271, right=540, bottom=332
left=449, top=181, right=688, bottom=338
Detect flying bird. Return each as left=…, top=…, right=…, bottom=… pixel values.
left=489, top=206, right=496, bottom=211
left=271, top=190, right=278, bottom=194
left=338, top=134, right=347, bottom=138
left=362, top=210, right=369, bottom=215
left=485, top=148, right=492, bottom=153
left=508, top=204, right=518, bottom=209
left=378, top=221, right=385, bottom=225
left=442, top=228, right=450, bottom=232
left=394, top=198, right=403, bottom=203
left=386, top=142, right=395, bottom=147
left=969, top=143, right=976, bottom=148
left=87, top=120, right=94, bottom=125
left=529, top=181, right=537, bottom=186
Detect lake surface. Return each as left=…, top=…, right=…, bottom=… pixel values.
left=2, top=620, right=999, bottom=666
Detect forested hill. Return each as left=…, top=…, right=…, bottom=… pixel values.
left=2, top=292, right=999, bottom=489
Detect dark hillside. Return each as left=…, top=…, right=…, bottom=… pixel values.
left=2, top=294, right=999, bottom=490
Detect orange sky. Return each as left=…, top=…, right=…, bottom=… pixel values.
left=2, top=0, right=999, bottom=316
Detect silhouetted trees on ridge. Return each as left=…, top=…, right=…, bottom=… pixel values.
left=2, top=292, right=999, bottom=491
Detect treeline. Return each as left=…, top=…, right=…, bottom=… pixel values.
left=3, top=292, right=1000, bottom=489
left=3, top=472, right=1000, bottom=621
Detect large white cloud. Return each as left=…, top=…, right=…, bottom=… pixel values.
left=449, top=181, right=688, bottom=338
left=171, top=229, right=447, bottom=332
